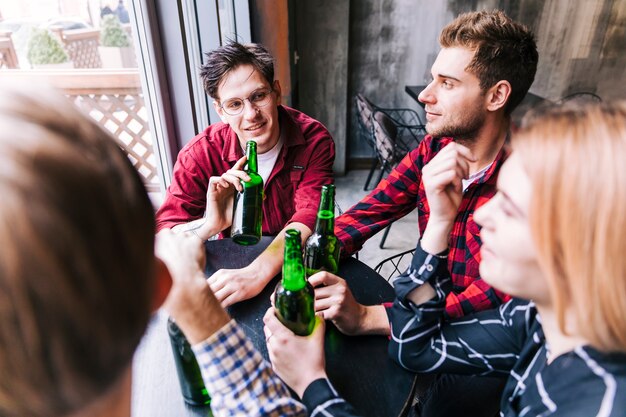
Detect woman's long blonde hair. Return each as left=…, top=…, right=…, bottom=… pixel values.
left=514, top=101, right=626, bottom=352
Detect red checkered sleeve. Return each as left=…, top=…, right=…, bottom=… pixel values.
left=335, top=140, right=432, bottom=257
left=338, top=135, right=511, bottom=318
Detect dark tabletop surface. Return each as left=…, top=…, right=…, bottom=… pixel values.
left=132, top=237, right=416, bottom=417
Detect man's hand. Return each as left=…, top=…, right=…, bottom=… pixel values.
left=155, top=230, right=229, bottom=343
left=197, top=155, right=249, bottom=239
left=421, top=142, right=475, bottom=253
left=218, top=154, right=249, bottom=192
left=309, top=272, right=390, bottom=336
left=207, top=264, right=268, bottom=307
left=422, top=142, right=475, bottom=225
left=309, top=272, right=365, bottom=335
left=207, top=223, right=312, bottom=308
left=264, top=308, right=327, bottom=398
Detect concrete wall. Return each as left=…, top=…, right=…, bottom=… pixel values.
left=249, top=0, right=350, bottom=174
left=294, top=0, right=350, bottom=174
left=250, top=0, right=626, bottom=166
left=249, top=0, right=292, bottom=106
left=347, top=0, right=626, bottom=159
left=348, top=0, right=452, bottom=158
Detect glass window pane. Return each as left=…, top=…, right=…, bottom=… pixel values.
left=0, top=0, right=164, bottom=205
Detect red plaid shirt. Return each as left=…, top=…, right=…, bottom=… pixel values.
left=156, top=105, right=335, bottom=235
left=335, top=135, right=510, bottom=318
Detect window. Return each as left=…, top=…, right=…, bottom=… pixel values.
left=0, top=0, right=251, bottom=207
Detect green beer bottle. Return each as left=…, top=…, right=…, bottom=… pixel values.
left=167, top=318, right=211, bottom=406
left=274, top=229, right=315, bottom=336
left=304, top=184, right=340, bottom=277
left=231, top=140, right=263, bottom=245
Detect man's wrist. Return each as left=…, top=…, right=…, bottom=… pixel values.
left=250, top=251, right=282, bottom=284
left=196, top=220, right=218, bottom=240
left=295, top=371, right=329, bottom=399
left=172, top=218, right=217, bottom=240
left=171, top=281, right=230, bottom=344
left=359, top=305, right=391, bottom=336
left=420, top=220, right=453, bottom=254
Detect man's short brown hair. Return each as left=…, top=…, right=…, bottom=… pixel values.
left=440, top=10, right=538, bottom=115
left=0, top=83, right=155, bottom=416
left=200, top=41, right=275, bottom=100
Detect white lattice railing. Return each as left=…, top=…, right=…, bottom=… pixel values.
left=0, top=69, right=159, bottom=192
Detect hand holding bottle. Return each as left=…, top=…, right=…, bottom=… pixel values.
left=201, top=156, right=248, bottom=236
left=309, top=271, right=390, bottom=336
left=263, top=308, right=327, bottom=398
left=231, top=141, right=263, bottom=245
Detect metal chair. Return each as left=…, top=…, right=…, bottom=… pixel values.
left=371, top=109, right=415, bottom=187
left=355, top=94, right=426, bottom=191
left=355, top=94, right=379, bottom=191
left=353, top=94, right=425, bottom=248
left=374, top=248, right=415, bottom=282
left=371, top=109, right=425, bottom=248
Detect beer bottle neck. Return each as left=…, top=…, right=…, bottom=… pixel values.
left=246, top=141, right=259, bottom=173
left=314, top=210, right=335, bottom=234
left=314, top=185, right=335, bottom=234
left=282, top=231, right=306, bottom=291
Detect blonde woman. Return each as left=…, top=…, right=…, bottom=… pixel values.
left=265, top=102, right=626, bottom=416
left=385, top=101, right=626, bottom=416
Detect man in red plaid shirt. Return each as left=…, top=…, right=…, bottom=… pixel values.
left=309, top=10, right=538, bottom=417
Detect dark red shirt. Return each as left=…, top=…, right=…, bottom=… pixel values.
left=156, top=105, right=335, bottom=235
left=335, top=136, right=510, bottom=318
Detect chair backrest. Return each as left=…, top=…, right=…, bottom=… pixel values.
left=374, top=248, right=415, bottom=282
left=51, top=27, right=102, bottom=69
left=0, top=33, right=19, bottom=69
left=372, top=110, right=400, bottom=166
left=355, top=94, right=375, bottom=132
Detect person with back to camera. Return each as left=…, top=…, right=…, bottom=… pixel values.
left=0, top=82, right=308, bottom=417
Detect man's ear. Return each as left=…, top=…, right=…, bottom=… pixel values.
left=273, top=80, right=282, bottom=106
left=486, top=80, right=512, bottom=112
left=213, top=100, right=229, bottom=124
left=152, top=257, right=173, bottom=313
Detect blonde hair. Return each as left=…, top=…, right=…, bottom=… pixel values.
left=514, top=101, right=626, bottom=352
left=0, top=83, right=155, bottom=416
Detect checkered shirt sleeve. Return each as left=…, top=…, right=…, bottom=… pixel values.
left=336, top=135, right=510, bottom=318
left=193, top=320, right=307, bottom=417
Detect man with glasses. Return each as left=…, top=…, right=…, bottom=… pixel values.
left=156, top=41, right=335, bottom=307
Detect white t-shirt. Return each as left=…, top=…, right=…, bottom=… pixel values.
left=256, top=135, right=284, bottom=185
left=462, top=162, right=493, bottom=192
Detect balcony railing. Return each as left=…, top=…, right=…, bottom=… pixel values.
left=0, top=69, right=159, bottom=192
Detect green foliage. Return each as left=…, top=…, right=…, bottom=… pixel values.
left=100, top=14, right=130, bottom=47
left=27, top=28, right=69, bottom=65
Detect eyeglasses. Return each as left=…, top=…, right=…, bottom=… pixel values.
left=219, top=88, right=274, bottom=116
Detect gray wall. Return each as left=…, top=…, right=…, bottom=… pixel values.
left=294, top=0, right=350, bottom=174
left=346, top=0, right=626, bottom=159
left=348, top=1, right=452, bottom=158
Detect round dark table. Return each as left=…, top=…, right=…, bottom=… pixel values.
left=132, top=237, right=416, bottom=417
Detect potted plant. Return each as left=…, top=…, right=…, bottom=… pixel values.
left=98, top=14, right=135, bottom=68
left=26, top=27, right=72, bottom=69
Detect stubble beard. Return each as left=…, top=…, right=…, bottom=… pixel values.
left=426, top=110, right=486, bottom=146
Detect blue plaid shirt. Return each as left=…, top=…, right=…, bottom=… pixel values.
left=193, top=320, right=307, bottom=417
